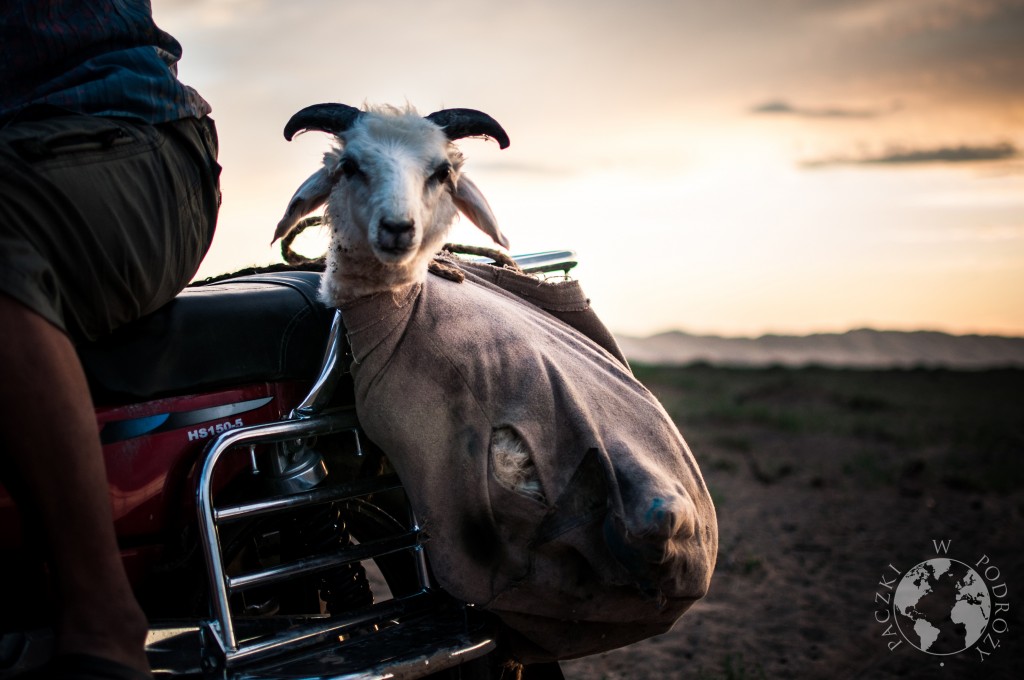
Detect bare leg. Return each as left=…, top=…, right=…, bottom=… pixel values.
left=0, top=294, right=149, bottom=674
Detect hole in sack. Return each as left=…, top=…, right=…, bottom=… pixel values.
left=490, top=426, right=545, bottom=504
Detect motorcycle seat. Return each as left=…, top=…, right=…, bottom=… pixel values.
left=78, top=269, right=334, bottom=403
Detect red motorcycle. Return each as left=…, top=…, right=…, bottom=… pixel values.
left=0, top=251, right=577, bottom=679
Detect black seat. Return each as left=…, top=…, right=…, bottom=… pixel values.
left=79, top=271, right=333, bottom=403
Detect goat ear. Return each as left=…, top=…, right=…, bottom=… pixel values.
left=273, top=167, right=334, bottom=243
left=453, top=175, right=510, bottom=249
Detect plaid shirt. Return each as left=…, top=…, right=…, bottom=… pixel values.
left=0, top=0, right=211, bottom=123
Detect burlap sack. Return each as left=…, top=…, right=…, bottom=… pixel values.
left=339, top=258, right=718, bottom=662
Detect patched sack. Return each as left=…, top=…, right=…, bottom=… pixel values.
left=339, top=257, right=718, bottom=663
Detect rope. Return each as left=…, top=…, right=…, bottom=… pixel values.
left=441, top=243, right=522, bottom=272
left=277, top=222, right=522, bottom=285
left=281, top=215, right=327, bottom=265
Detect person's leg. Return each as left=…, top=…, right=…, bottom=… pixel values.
left=0, top=294, right=149, bottom=673
left=0, top=114, right=218, bottom=676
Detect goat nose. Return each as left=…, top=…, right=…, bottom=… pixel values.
left=380, top=218, right=415, bottom=235
left=377, top=218, right=416, bottom=253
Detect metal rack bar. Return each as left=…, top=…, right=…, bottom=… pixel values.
left=226, top=530, right=420, bottom=592
left=224, top=590, right=442, bottom=666
left=214, top=474, right=402, bottom=523
left=195, top=410, right=413, bottom=657
left=512, top=249, right=578, bottom=274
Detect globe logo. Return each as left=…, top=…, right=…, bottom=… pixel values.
left=893, top=558, right=991, bottom=655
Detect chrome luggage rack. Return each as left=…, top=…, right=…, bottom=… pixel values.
left=173, top=250, right=577, bottom=678
left=184, top=372, right=491, bottom=677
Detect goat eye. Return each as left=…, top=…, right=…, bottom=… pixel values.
left=340, top=157, right=361, bottom=179
left=430, top=162, right=451, bottom=184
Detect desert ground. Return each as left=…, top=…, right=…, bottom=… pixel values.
left=560, top=365, right=1023, bottom=679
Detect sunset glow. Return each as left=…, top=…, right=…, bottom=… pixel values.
left=160, top=0, right=1024, bottom=337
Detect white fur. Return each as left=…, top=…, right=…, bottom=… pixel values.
left=275, top=105, right=508, bottom=305
left=490, top=426, right=544, bottom=503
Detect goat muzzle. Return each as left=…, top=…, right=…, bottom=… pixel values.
left=377, top=218, right=416, bottom=254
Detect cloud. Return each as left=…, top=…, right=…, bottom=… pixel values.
left=820, top=0, right=1021, bottom=38
left=791, top=1, right=1024, bottom=105
left=804, top=143, right=1019, bottom=168
left=750, top=99, right=896, bottom=119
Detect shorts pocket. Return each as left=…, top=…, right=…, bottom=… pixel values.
left=9, top=116, right=160, bottom=168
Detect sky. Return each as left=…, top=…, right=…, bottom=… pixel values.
left=158, top=0, right=1024, bottom=338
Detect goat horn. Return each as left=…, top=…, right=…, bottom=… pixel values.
left=425, top=108, right=510, bottom=149
left=283, top=103, right=363, bottom=141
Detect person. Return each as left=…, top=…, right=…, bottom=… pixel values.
left=0, top=2, right=220, bottom=678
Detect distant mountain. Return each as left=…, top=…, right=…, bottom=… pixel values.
left=615, top=329, right=1024, bottom=369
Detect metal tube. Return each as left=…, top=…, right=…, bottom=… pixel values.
left=214, top=473, right=402, bottom=523
left=458, top=249, right=578, bottom=274
left=411, top=511, right=432, bottom=590
left=292, top=310, right=346, bottom=418
left=227, top=530, right=420, bottom=592
left=223, top=591, right=441, bottom=665
left=512, top=249, right=578, bottom=274
left=195, top=410, right=360, bottom=653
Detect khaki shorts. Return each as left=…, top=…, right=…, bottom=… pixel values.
left=0, top=112, right=220, bottom=342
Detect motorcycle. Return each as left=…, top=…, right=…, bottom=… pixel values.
left=0, top=249, right=577, bottom=679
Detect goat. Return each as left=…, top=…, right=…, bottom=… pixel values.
left=273, top=102, right=717, bottom=662
left=273, top=103, right=511, bottom=306
left=273, top=102, right=548, bottom=517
